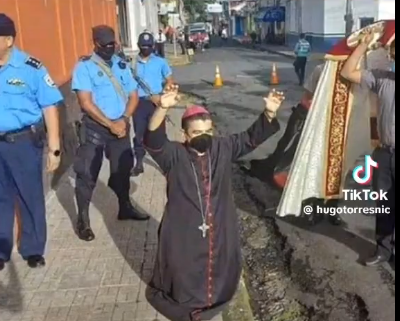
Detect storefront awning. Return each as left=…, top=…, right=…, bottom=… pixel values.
left=256, top=6, right=286, bottom=23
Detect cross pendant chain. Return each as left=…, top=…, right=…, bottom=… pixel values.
left=199, top=222, right=210, bottom=238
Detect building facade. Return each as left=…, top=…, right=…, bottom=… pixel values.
left=285, top=0, right=396, bottom=51
left=118, top=0, right=160, bottom=53
left=258, top=0, right=395, bottom=52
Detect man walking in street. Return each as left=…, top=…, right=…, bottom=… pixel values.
left=341, top=30, right=395, bottom=267
left=144, top=88, right=284, bottom=321
left=294, top=33, right=311, bottom=86
left=130, top=31, right=174, bottom=177
left=0, top=14, right=62, bottom=271
left=155, top=29, right=167, bottom=58
left=72, top=25, right=150, bottom=242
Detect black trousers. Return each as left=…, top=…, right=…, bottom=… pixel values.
left=372, top=146, right=396, bottom=258
left=132, top=99, right=158, bottom=162
left=74, top=116, right=133, bottom=219
left=156, top=43, right=165, bottom=58
left=294, top=57, right=308, bottom=85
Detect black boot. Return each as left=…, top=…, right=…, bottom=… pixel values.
left=118, top=200, right=150, bottom=221
left=27, top=255, right=46, bottom=268
left=76, top=210, right=95, bottom=242
left=131, top=158, right=144, bottom=177
left=0, top=259, right=5, bottom=271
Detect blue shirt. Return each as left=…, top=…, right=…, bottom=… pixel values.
left=71, top=54, right=138, bottom=120
left=295, top=40, right=311, bottom=58
left=0, top=48, right=63, bottom=132
left=134, top=54, right=172, bottom=97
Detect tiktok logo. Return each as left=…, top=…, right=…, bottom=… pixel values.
left=353, top=155, right=379, bottom=185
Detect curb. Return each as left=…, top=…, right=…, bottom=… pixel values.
left=232, top=38, right=325, bottom=61
left=223, top=273, right=255, bottom=321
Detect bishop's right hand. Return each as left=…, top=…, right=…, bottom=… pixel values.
left=160, top=85, right=180, bottom=109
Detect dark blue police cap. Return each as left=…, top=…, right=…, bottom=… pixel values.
left=0, top=13, right=16, bottom=37
left=138, top=32, right=154, bottom=47
left=92, top=25, right=116, bottom=46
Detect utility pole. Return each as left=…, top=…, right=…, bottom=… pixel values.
left=344, top=0, right=354, bottom=36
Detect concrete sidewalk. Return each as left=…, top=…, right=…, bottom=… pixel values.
left=0, top=108, right=223, bottom=321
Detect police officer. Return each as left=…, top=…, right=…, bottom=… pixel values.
left=72, top=25, right=150, bottom=242
left=0, top=14, right=63, bottom=271
left=131, top=32, right=174, bottom=176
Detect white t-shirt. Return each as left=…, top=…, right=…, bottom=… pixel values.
left=156, top=33, right=167, bottom=43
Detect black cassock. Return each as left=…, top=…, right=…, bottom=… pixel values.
left=144, top=114, right=280, bottom=321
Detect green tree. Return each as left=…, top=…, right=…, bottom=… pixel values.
left=183, top=0, right=214, bottom=22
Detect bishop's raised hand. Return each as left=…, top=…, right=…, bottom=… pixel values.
left=263, top=89, right=285, bottom=114
left=160, top=86, right=180, bottom=109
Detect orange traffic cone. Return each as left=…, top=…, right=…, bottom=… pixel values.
left=214, top=65, right=223, bottom=88
left=270, top=63, right=280, bottom=85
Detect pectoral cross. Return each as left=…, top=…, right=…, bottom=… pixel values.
left=199, top=223, right=210, bottom=238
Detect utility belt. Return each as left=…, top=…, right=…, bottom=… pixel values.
left=0, top=122, right=45, bottom=146
left=75, top=116, right=112, bottom=147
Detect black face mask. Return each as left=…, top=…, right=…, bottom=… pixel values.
left=96, top=45, right=115, bottom=61
left=189, top=134, right=212, bottom=153
left=140, top=47, right=153, bottom=57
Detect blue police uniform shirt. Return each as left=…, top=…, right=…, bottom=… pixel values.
left=135, top=54, right=172, bottom=97
left=71, top=54, right=138, bottom=120
left=0, top=47, right=63, bottom=132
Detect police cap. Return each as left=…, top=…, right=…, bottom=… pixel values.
left=138, top=32, right=155, bottom=47
left=0, top=13, right=16, bottom=37
left=92, top=25, right=116, bottom=45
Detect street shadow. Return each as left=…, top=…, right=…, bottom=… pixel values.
left=56, top=157, right=160, bottom=288
left=0, top=260, right=23, bottom=313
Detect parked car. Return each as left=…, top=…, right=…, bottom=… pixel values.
left=185, top=28, right=210, bottom=50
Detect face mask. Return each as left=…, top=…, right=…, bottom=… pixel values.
left=189, top=134, right=212, bottom=154
left=140, top=47, right=153, bottom=57
left=96, top=45, right=115, bottom=61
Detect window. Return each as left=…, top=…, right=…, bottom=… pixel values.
left=360, top=17, right=375, bottom=29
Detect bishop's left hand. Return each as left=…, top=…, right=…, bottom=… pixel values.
left=264, top=89, right=285, bottom=114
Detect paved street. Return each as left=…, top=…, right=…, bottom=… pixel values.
left=0, top=39, right=395, bottom=321
left=173, top=40, right=395, bottom=321
left=0, top=108, right=221, bottom=321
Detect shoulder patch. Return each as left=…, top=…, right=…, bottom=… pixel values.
left=44, top=74, right=57, bottom=88
left=79, top=55, right=91, bottom=62
left=25, top=57, right=43, bottom=69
